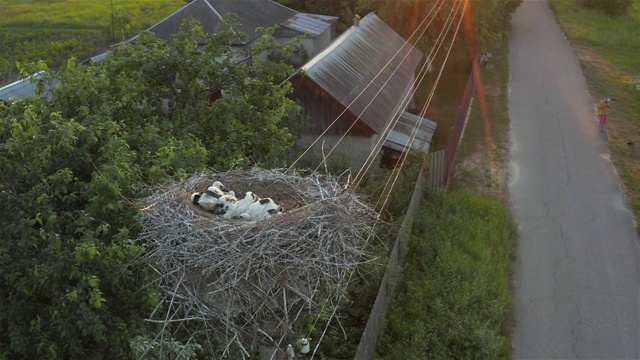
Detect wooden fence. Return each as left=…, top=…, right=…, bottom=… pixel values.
left=352, top=54, right=480, bottom=359
left=353, top=155, right=428, bottom=359
left=443, top=55, right=479, bottom=189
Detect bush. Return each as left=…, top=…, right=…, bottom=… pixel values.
left=582, top=0, right=633, bottom=17
left=376, top=191, right=517, bottom=359
left=0, top=19, right=301, bottom=358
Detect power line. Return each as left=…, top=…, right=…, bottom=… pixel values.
left=309, top=1, right=468, bottom=357
left=352, top=0, right=458, bottom=187
left=309, top=0, right=447, bottom=174
left=369, top=0, right=466, bottom=216
left=287, top=0, right=445, bottom=172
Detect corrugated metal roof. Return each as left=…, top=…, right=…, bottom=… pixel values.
left=280, top=13, right=337, bottom=37
left=301, top=13, right=433, bottom=152
left=385, top=111, right=437, bottom=153
left=0, top=73, right=58, bottom=102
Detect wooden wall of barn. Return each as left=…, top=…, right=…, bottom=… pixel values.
left=289, top=75, right=379, bottom=171
left=290, top=76, right=376, bottom=137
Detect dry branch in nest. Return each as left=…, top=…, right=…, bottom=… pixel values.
left=137, top=168, right=378, bottom=357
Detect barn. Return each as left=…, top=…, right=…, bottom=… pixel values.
left=290, top=13, right=437, bottom=170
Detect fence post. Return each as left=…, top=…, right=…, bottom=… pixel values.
left=443, top=53, right=480, bottom=189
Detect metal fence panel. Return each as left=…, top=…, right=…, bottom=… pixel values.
left=429, top=150, right=446, bottom=189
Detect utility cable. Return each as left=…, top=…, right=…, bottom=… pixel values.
left=371, top=0, right=465, bottom=217
left=287, top=0, right=444, bottom=172
left=353, top=0, right=461, bottom=189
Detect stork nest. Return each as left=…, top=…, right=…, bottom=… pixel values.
left=137, top=168, right=378, bottom=355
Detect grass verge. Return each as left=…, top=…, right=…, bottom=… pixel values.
left=548, top=0, right=640, bottom=230
left=376, top=190, right=517, bottom=359
left=370, top=32, right=515, bottom=360
left=450, top=36, right=512, bottom=202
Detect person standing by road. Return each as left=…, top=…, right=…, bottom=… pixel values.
left=598, top=97, right=611, bottom=133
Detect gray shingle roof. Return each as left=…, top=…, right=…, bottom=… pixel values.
left=146, top=0, right=306, bottom=43
left=209, top=0, right=296, bottom=41
left=146, top=0, right=222, bottom=41
left=301, top=12, right=435, bottom=152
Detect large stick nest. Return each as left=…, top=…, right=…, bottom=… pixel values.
left=137, top=168, right=378, bottom=355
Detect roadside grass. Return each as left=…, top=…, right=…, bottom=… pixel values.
left=372, top=30, right=516, bottom=360
left=451, top=36, right=512, bottom=202
left=376, top=190, right=517, bottom=359
left=0, top=0, right=184, bottom=82
left=548, top=0, right=640, bottom=230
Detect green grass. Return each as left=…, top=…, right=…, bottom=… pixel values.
left=376, top=190, right=517, bottom=359
left=548, top=0, right=640, bottom=230
left=0, top=0, right=182, bottom=31
left=0, top=0, right=185, bottom=82
left=451, top=36, right=512, bottom=202
left=548, top=0, right=640, bottom=74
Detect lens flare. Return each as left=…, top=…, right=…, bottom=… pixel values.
left=463, top=0, right=497, bottom=180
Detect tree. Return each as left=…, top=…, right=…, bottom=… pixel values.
left=0, top=57, right=11, bottom=83
left=0, top=18, right=301, bottom=359
left=355, top=0, right=521, bottom=53
left=276, top=0, right=522, bottom=53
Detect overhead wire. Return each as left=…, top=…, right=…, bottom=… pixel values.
left=352, top=0, right=461, bottom=188
left=309, top=1, right=468, bottom=358
left=368, top=0, right=466, bottom=216
left=354, top=0, right=464, bottom=196
left=287, top=0, right=445, bottom=173
left=308, top=0, right=447, bottom=174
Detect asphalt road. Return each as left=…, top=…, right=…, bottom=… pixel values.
left=508, top=0, right=640, bottom=359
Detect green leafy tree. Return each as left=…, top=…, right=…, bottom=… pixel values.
left=355, top=0, right=521, bottom=52
left=277, top=0, right=521, bottom=53
left=0, top=18, right=300, bottom=359
left=0, top=58, right=12, bottom=83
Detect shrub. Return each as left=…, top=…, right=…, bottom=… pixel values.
left=376, top=191, right=517, bottom=359
left=581, top=0, right=633, bottom=17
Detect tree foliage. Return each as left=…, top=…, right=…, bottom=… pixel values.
left=276, top=0, right=522, bottom=52
left=0, top=18, right=300, bottom=359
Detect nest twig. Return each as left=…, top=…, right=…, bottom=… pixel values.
left=137, top=168, right=378, bottom=357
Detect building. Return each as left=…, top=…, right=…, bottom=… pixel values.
left=290, top=13, right=437, bottom=170
left=0, top=0, right=337, bottom=102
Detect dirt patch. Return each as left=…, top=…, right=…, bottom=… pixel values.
left=453, top=144, right=510, bottom=203
left=484, top=86, right=502, bottom=97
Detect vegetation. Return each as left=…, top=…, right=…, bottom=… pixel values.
left=276, top=0, right=521, bottom=53
left=0, top=0, right=184, bottom=84
left=0, top=0, right=524, bottom=358
left=548, top=0, right=640, bottom=229
left=0, top=19, right=300, bottom=359
left=376, top=190, right=517, bottom=359
left=452, top=34, right=512, bottom=201
left=581, top=0, right=633, bottom=17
